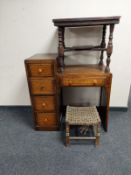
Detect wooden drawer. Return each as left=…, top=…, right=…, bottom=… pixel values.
left=27, top=63, right=54, bottom=77
left=35, top=112, right=58, bottom=127
left=33, top=96, right=55, bottom=111
left=29, top=78, right=55, bottom=95
left=62, top=78, right=105, bottom=86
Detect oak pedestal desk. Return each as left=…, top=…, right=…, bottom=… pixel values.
left=25, top=16, right=120, bottom=132
left=25, top=55, right=112, bottom=132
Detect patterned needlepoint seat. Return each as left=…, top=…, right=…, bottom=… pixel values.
left=65, top=106, right=101, bottom=146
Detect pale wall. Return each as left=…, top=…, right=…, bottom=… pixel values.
left=0, top=0, right=131, bottom=107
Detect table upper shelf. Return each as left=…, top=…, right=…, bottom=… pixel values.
left=52, top=16, right=121, bottom=72
left=53, top=16, right=121, bottom=27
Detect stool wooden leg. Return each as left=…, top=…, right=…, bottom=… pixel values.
left=95, top=122, right=100, bottom=146
left=66, top=122, right=70, bottom=146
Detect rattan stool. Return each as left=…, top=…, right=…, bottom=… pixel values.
left=65, top=106, right=101, bottom=146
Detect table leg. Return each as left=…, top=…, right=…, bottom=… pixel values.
left=95, top=122, right=100, bottom=145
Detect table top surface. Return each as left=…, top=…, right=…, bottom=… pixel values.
left=53, top=16, right=121, bottom=27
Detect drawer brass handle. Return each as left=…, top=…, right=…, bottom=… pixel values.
left=42, top=103, right=46, bottom=107
left=44, top=118, right=47, bottom=122
left=38, top=68, right=43, bottom=73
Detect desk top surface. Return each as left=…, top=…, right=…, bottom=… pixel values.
left=56, top=65, right=111, bottom=78
left=25, top=53, right=57, bottom=63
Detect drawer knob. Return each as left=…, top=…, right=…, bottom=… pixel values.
left=44, top=118, right=48, bottom=122
left=68, top=80, right=72, bottom=85
left=38, top=68, right=42, bottom=73
left=93, top=80, right=97, bottom=84
left=42, top=103, right=46, bottom=107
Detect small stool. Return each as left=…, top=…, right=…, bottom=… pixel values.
left=65, top=106, right=101, bottom=146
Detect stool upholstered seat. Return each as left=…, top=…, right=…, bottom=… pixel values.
left=65, top=106, right=101, bottom=146
left=66, top=106, right=101, bottom=125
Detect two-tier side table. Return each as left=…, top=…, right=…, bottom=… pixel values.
left=53, top=16, right=120, bottom=131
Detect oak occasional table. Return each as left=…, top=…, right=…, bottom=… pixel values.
left=53, top=16, right=120, bottom=132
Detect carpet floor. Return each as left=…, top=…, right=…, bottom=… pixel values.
left=0, top=96, right=131, bottom=175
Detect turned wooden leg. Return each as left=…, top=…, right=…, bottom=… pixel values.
left=99, top=25, right=106, bottom=66
left=66, top=122, right=70, bottom=146
left=105, top=24, right=114, bottom=72
left=58, top=27, right=65, bottom=72
left=95, top=123, right=100, bottom=146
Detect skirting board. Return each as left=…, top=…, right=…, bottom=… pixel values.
left=110, top=107, right=128, bottom=112
left=0, top=106, right=128, bottom=112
